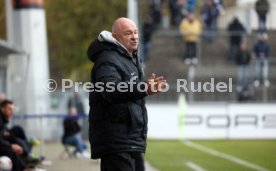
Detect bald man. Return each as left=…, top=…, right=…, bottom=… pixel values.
left=87, top=18, right=166, bottom=171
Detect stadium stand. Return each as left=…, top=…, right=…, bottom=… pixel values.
left=144, top=29, right=276, bottom=102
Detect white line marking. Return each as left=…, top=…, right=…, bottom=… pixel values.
left=186, top=161, right=207, bottom=171
left=145, top=161, right=159, bottom=171
left=184, top=141, right=269, bottom=171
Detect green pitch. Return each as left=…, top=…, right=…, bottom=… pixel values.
left=146, top=140, right=276, bottom=171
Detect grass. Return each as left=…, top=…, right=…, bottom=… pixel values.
left=145, top=140, right=276, bottom=171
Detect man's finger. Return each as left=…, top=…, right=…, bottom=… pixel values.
left=154, top=76, right=164, bottom=82
left=158, top=79, right=167, bottom=83
left=148, top=73, right=156, bottom=80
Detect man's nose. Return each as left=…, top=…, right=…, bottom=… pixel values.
left=131, top=33, right=138, bottom=40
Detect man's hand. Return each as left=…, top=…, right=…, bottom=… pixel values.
left=146, top=73, right=168, bottom=95
left=11, top=144, right=23, bottom=155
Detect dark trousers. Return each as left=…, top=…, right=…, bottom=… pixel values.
left=185, top=42, right=197, bottom=59
left=0, top=148, right=26, bottom=171
left=228, top=43, right=239, bottom=60
left=101, top=152, right=145, bottom=171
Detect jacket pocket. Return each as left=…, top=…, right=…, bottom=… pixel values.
left=128, top=103, right=144, bottom=134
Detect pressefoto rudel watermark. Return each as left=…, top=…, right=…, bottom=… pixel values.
left=44, top=78, right=233, bottom=93
left=177, top=78, right=232, bottom=93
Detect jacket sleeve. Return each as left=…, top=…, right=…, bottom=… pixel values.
left=0, top=137, right=12, bottom=149
left=0, top=128, right=12, bottom=149
left=95, top=62, right=147, bottom=104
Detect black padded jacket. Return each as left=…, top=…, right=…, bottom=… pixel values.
left=87, top=33, right=148, bottom=159
left=0, top=112, right=12, bottom=150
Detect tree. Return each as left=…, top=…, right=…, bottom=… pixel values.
left=0, top=0, right=6, bottom=40
left=45, top=0, right=127, bottom=82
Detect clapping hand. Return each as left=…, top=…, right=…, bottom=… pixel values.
left=146, top=73, right=168, bottom=95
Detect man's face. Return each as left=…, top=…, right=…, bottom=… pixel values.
left=260, top=35, right=265, bottom=42
left=112, top=20, right=139, bottom=53
left=188, top=14, right=194, bottom=22
left=1, top=104, right=14, bottom=119
left=240, top=43, right=247, bottom=51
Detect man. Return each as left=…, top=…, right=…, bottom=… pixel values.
left=255, top=0, right=270, bottom=32
left=0, top=100, right=25, bottom=171
left=67, top=92, right=85, bottom=117
left=179, top=13, right=202, bottom=65
left=235, top=43, right=251, bottom=92
left=0, top=100, right=44, bottom=171
left=142, top=16, right=155, bottom=63
left=87, top=17, right=166, bottom=171
left=62, top=108, right=89, bottom=158
left=201, top=0, right=219, bottom=42
left=227, top=17, right=246, bottom=60
left=254, top=33, right=270, bottom=87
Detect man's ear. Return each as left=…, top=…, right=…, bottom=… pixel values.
left=112, top=32, right=117, bottom=39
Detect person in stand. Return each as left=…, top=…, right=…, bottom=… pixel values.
left=255, top=0, right=270, bottom=32
left=253, top=33, right=270, bottom=87
left=227, top=17, right=246, bottom=60
left=201, top=0, right=219, bottom=42
left=168, top=0, right=179, bottom=26
left=235, top=43, right=251, bottom=92
left=142, top=16, right=155, bottom=63
left=179, top=13, right=202, bottom=65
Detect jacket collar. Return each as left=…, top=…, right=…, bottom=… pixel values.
left=98, top=30, right=138, bottom=59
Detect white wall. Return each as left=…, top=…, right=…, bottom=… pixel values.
left=147, top=103, right=276, bottom=140
left=219, top=0, right=276, bottom=31
left=236, top=0, right=257, bottom=6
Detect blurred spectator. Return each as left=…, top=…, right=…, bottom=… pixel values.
left=179, top=13, right=202, bottom=65
left=169, top=0, right=187, bottom=27
left=150, top=0, right=163, bottom=26
left=62, top=108, right=89, bottom=159
left=255, top=0, right=270, bottom=32
left=201, top=0, right=219, bottom=42
left=253, top=33, right=270, bottom=87
left=0, top=100, right=25, bottom=171
left=142, top=16, right=155, bottom=63
left=227, top=17, right=246, bottom=60
left=176, top=0, right=188, bottom=26
left=67, top=92, right=85, bottom=117
left=214, top=0, right=225, bottom=15
left=187, top=0, right=197, bottom=13
left=169, top=0, right=179, bottom=26
left=235, top=43, right=251, bottom=92
left=0, top=100, right=44, bottom=171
